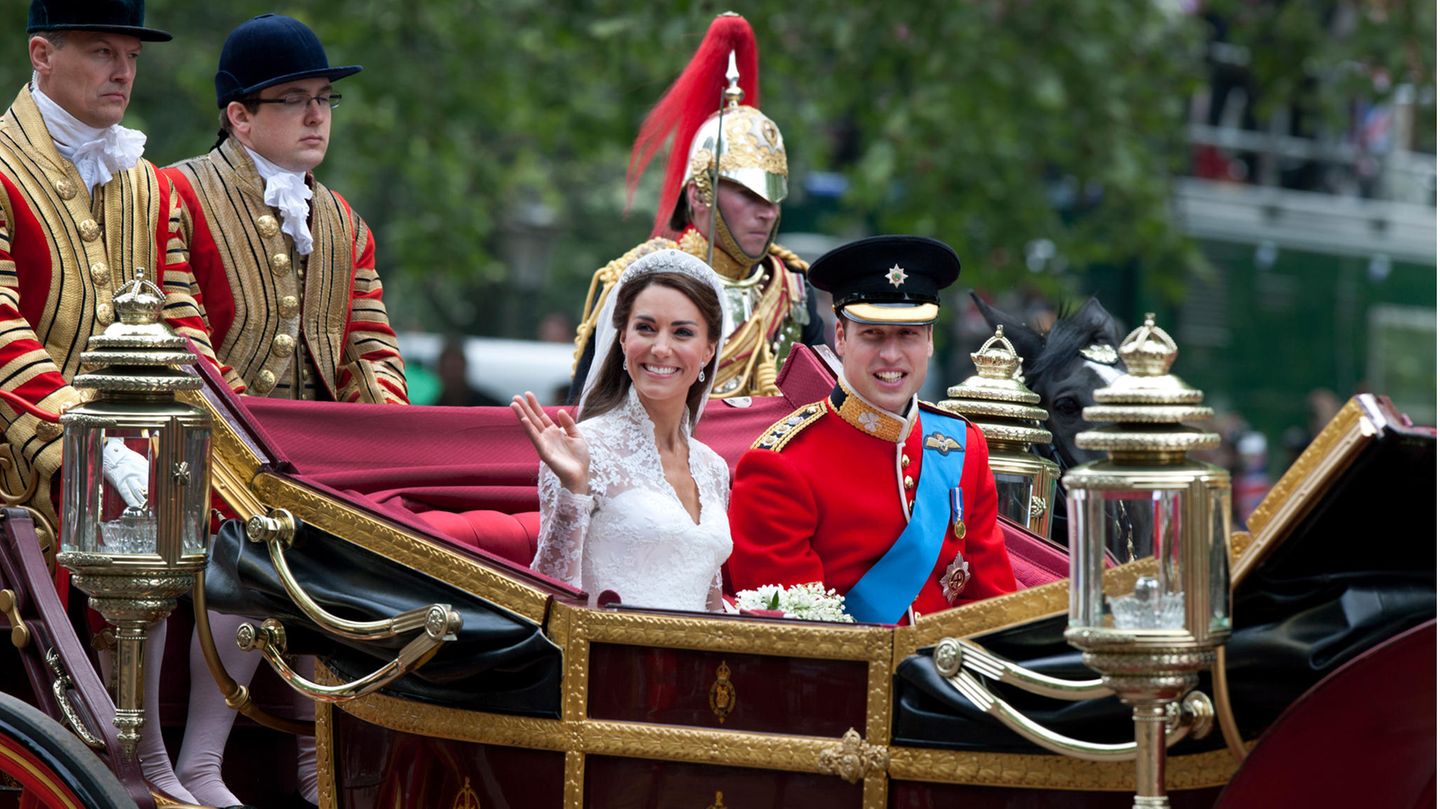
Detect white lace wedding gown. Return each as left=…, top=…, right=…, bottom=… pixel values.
left=532, top=389, right=732, bottom=612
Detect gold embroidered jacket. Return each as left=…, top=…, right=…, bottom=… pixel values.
left=0, top=86, right=226, bottom=539
left=164, top=139, right=407, bottom=404
left=570, top=227, right=818, bottom=400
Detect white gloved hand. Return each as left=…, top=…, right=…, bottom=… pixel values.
left=102, top=439, right=149, bottom=509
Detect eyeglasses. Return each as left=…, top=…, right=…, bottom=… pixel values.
left=251, top=93, right=342, bottom=111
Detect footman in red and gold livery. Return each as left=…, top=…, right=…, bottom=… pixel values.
left=728, top=235, right=1017, bottom=624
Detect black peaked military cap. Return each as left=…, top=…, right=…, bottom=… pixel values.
left=809, top=235, right=961, bottom=326
left=215, top=14, right=362, bottom=108
left=28, top=0, right=171, bottom=42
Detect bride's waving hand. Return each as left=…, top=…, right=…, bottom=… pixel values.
left=511, top=392, right=589, bottom=494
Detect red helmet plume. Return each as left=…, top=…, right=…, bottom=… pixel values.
left=626, top=13, right=760, bottom=238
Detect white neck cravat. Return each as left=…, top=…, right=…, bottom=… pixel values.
left=31, top=78, right=146, bottom=195
left=244, top=146, right=314, bottom=256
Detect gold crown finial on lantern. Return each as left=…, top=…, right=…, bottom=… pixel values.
left=939, top=325, right=1051, bottom=449
left=113, top=268, right=164, bottom=326
left=1077, top=314, right=1217, bottom=462
left=970, top=325, right=1025, bottom=381
left=1117, top=313, right=1178, bottom=377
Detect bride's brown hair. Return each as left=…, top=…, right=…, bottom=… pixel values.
left=580, top=272, right=723, bottom=424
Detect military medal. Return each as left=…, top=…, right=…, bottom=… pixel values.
left=949, top=485, right=966, bottom=539
left=941, top=552, right=971, bottom=603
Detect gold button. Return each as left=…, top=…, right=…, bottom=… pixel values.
left=78, top=219, right=101, bottom=242
left=255, top=214, right=280, bottom=238
left=54, top=178, right=76, bottom=200
left=36, top=420, right=62, bottom=440
left=279, top=295, right=299, bottom=317
left=272, top=334, right=295, bottom=357
left=95, top=303, right=113, bottom=325
left=270, top=253, right=291, bottom=274
left=902, top=454, right=911, bottom=467
left=904, top=475, right=915, bottom=490
left=90, top=261, right=110, bottom=284
left=254, top=370, right=276, bottom=394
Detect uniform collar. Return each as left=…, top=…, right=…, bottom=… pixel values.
left=678, top=225, right=761, bottom=283
left=828, top=375, right=916, bottom=444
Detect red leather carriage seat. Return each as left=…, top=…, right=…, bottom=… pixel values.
left=414, top=509, right=541, bottom=568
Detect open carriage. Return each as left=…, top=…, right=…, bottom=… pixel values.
left=0, top=333, right=1433, bottom=808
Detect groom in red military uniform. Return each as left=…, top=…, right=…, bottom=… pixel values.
left=728, top=236, right=1016, bottom=624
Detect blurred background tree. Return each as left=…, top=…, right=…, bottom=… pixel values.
left=1, top=0, right=1432, bottom=462
left=0, top=0, right=1217, bottom=333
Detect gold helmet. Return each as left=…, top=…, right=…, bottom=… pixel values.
left=628, top=13, right=789, bottom=265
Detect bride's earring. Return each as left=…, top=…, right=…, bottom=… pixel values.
left=698, top=368, right=706, bottom=383
left=622, top=357, right=628, bottom=373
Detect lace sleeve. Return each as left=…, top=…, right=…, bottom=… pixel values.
left=531, top=462, right=593, bottom=588
left=706, top=571, right=725, bottom=612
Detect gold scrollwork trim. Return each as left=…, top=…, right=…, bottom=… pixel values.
left=818, top=728, right=889, bottom=783
left=1233, top=398, right=1368, bottom=583
left=315, top=698, right=336, bottom=809
left=252, top=473, right=551, bottom=624
left=564, top=750, right=584, bottom=809
left=564, top=602, right=883, bottom=659
left=887, top=744, right=1241, bottom=791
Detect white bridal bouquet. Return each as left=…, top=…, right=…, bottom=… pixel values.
left=733, top=582, right=855, bottom=623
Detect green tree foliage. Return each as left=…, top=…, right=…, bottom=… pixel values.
left=0, top=1, right=1426, bottom=336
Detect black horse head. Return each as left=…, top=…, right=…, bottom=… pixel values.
left=970, top=294, right=1126, bottom=471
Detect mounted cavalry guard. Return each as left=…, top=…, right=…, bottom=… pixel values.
left=0, top=0, right=235, bottom=802
left=570, top=12, right=823, bottom=401
left=727, top=236, right=1017, bottom=624
left=164, top=13, right=407, bottom=405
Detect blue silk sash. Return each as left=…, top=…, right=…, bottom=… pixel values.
left=845, top=410, right=967, bottom=624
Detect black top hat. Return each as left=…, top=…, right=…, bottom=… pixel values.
left=215, top=14, right=362, bottom=108
left=808, top=235, right=961, bottom=326
left=27, top=0, right=171, bottom=42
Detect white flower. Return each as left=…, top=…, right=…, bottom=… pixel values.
left=734, top=582, right=856, bottom=623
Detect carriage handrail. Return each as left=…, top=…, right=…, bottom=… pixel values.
left=943, top=637, right=1112, bottom=700
left=235, top=608, right=460, bottom=704
left=933, top=637, right=1215, bottom=762
left=246, top=508, right=461, bottom=642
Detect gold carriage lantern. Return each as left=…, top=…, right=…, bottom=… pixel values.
left=1062, top=314, right=1230, bottom=808
left=939, top=326, right=1060, bottom=537
left=55, top=272, right=212, bottom=758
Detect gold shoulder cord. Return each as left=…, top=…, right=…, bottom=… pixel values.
left=571, top=238, right=676, bottom=373
left=751, top=402, right=826, bottom=451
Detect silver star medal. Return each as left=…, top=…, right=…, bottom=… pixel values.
left=941, top=552, right=971, bottom=603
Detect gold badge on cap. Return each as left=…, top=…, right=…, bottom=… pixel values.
left=885, top=264, right=908, bottom=288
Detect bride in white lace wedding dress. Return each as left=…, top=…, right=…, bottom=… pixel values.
left=512, top=250, right=733, bottom=611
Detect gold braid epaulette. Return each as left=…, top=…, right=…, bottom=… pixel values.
left=571, top=237, right=678, bottom=373
left=769, top=242, right=809, bottom=275
left=751, top=402, right=827, bottom=451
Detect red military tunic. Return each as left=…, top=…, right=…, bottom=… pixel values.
left=727, top=383, right=1018, bottom=622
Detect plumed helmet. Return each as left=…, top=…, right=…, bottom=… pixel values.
left=626, top=13, right=789, bottom=239
left=215, top=14, right=361, bottom=108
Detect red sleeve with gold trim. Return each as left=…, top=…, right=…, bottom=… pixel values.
left=726, top=447, right=826, bottom=591
left=333, top=194, right=407, bottom=404
left=0, top=174, right=83, bottom=479
left=153, top=170, right=242, bottom=393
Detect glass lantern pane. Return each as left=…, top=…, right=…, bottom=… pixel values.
left=993, top=472, right=1036, bottom=529
left=1067, top=489, right=1106, bottom=629
left=1208, top=485, right=1232, bottom=635
left=179, top=426, right=211, bottom=556
left=61, top=425, right=104, bottom=553
left=1101, top=489, right=1187, bottom=631
left=95, top=429, right=158, bottom=555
